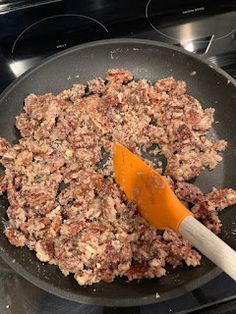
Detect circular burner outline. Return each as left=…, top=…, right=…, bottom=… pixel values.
left=145, top=0, right=236, bottom=43
left=11, top=13, right=109, bottom=56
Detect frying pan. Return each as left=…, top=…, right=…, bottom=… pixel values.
left=0, top=39, right=235, bottom=307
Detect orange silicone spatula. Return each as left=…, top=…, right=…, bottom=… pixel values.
left=114, top=143, right=236, bottom=281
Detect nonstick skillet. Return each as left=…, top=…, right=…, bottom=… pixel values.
left=0, top=39, right=235, bottom=307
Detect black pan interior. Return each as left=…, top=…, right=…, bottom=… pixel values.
left=0, top=39, right=235, bottom=307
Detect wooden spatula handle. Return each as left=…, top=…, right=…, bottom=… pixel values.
left=179, top=216, right=236, bottom=281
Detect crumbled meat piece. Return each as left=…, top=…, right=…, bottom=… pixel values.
left=155, top=77, right=177, bottom=92
left=88, top=77, right=106, bottom=94
left=125, top=262, right=166, bottom=280
left=0, top=137, right=10, bottom=156
left=58, top=84, right=85, bottom=101
left=35, top=239, right=54, bottom=262
left=166, top=150, right=203, bottom=181
left=206, top=188, right=236, bottom=210
left=175, top=182, right=204, bottom=204
left=4, top=227, right=26, bottom=247
left=191, top=199, right=223, bottom=234
left=169, top=80, right=187, bottom=96
left=7, top=205, right=26, bottom=228
left=106, top=69, right=133, bottom=83
left=201, top=150, right=223, bottom=170
left=185, top=249, right=201, bottom=267
left=193, top=108, right=215, bottom=132
left=0, top=175, right=8, bottom=195
left=163, top=229, right=201, bottom=267
left=212, top=140, right=227, bottom=151
left=15, top=113, right=35, bottom=137
left=1, top=69, right=234, bottom=286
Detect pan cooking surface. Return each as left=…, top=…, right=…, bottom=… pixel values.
left=0, top=39, right=235, bottom=306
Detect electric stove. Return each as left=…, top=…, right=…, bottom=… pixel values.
left=0, top=1, right=236, bottom=313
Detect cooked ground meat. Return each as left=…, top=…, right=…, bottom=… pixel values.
left=1, top=69, right=235, bottom=285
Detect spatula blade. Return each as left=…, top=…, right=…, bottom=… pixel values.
left=113, top=143, right=192, bottom=231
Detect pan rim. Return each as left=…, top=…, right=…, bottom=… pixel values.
left=0, top=38, right=235, bottom=103
left=0, top=248, right=222, bottom=307
left=0, top=38, right=234, bottom=307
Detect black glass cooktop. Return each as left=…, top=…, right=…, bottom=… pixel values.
left=0, top=1, right=236, bottom=313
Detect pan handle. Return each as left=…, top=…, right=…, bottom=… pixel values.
left=179, top=216, right=236, bottom=281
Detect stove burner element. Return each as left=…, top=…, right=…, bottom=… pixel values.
left=11, top=14, right=109, bottom=60
left=0, top=0, right=62, bottom=14
left=145, top=0, right=236, bottom=46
